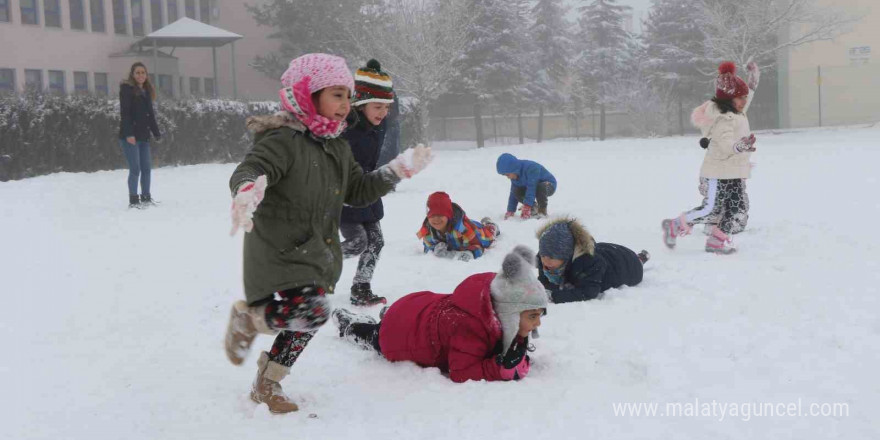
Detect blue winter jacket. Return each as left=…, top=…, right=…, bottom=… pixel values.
left=496, top=153, right=557, bottom=213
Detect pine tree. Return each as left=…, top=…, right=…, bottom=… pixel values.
left=530, top=0, right=574, bottom=115
left=575, top=0, right=632, bottom=140
left=643, top=0, right=711, bottom=134
left=455, top=0, right=531, bottom=146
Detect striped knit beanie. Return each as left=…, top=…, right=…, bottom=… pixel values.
left=352, top=59, right=394, bottom=107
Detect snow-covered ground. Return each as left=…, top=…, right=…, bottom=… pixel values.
left=2, top=126, right=879, bottom=439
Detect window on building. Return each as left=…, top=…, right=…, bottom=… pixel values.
left=204, top=77, right=214, bottom=97
left=167, top=0, right=177, bottom=23
left=111, top=0, right=126, bottom=34
left=199, top=0, right=209, bottom=23
left=178, top=76, right=184, bottom=96
left=1, top=0, right=12, bottom=23
left=21, top=0, right=39, bottom=25
left=184, top=0, right=194, bottom=19
left=25, top=69, right=43, bottom=91
left=48, top=70, right=65, bottom=94
left=150, top=0, right=162, bottom=30
left=44, top=0, right=61, bottom=27
left=90, top=0, right=105, bottom=32
left=131, top=0, right=143, bottom=36
left=0, top=69, right=15, bottom=92
left=69, top=0, right=86, bottom=29
left=94, top=72, right=108, bottom=95
left=74, top=71, right=89, bottom=94
left=157, top=74, right=172, bottom=97
left=148, top=73, right=155, bottom=85
left=189, top=77, right=200, bottom=96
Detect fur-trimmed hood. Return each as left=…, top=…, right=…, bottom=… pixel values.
left=246, top=111, right=307, bottom=135
left=536, top=217, right=595, bottom=259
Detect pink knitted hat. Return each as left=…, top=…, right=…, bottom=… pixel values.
left=278, top=53, right=355, bottom=139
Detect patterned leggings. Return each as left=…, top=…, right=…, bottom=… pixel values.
left=685, top=178, right=748, bottom=235
left=259, top=287, right=330, bottom=368
left=340, top=221, right=384, bottom=285
left=698, top=177, right=749, bottom=234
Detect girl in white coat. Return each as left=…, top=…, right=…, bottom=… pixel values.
left=662, top=61, right=760, bottom=254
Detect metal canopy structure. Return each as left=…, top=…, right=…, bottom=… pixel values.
left=133, top=18, right=243, bottom=98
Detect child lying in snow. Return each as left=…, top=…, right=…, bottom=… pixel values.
left=332, top=246, right=548, bottom=383
left=416, top=191, right=499, bottom=262
left=537, top=217, right=649, bottom=304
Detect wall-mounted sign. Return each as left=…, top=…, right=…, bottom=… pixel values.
left=849, top=46, right=871, bottom=65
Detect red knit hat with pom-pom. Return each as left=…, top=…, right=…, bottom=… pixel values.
left=426, top=192, right=454, bottom=219
left=715, top=62, right=749, bottom=100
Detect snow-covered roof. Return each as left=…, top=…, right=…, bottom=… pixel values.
left=135, top=17, right=242, bottom=48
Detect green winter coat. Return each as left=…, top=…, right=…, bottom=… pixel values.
left=230, top=113, right=398, bottom=304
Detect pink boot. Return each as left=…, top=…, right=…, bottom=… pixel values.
left=705, top=226, right=736, bottom=254
left=661, top=214, right=692, bottom=249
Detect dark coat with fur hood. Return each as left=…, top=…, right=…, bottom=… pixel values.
left=229, top=112, right=397, bottom=304
left=536, top=218, right=643, bottom=303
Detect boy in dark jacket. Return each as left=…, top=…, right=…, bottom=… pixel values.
left=223, top=54, right=431, bottom=414
left=417, top=191, right=499, bottom=262
left=537, top=217, right=649, bottom=303
left=496, top=153, right=557, bottom=219
left=340, top=60, right=396, bottom=307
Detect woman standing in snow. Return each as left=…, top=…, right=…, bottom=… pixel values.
left=332, top=246, right=547, bottom=383
left=223, top=53, right=431, bottom=414
left=662, top=61, right=760, bottom=254
left=118, top=62, right=161, bottom=209
left=340, top=59, right=395, bottom=307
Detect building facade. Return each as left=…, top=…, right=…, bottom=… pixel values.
left=778, top=0, right=880, bottom=128
left=0, top=0, right=279, bottom=100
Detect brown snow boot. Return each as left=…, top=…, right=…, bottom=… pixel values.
left=251, top=352, right=299, bottom=414
left=225, top=300, right=274, bottom=365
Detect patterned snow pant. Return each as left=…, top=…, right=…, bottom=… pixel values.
left=512, top=182, right=556, bottom=212
left=698, top=177, right=749, bottom=234
left=340, top=221, right=384, bottom=285
left=258, top=286, right=330, bottom=368
left=685, top=178, right=748, bottom=235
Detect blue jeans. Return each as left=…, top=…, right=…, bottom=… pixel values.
left=120, top=139, right=151, bottom=196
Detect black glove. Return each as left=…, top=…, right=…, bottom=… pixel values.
left=495, top=335, right=529, bottom=369
left=700, top=138, right=710, bottom=149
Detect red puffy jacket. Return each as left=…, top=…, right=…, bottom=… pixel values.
left=378, top=273, right=509, bottom=382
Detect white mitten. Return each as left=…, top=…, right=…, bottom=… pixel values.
left=230, top=175, right=267, bottom=235
left=747, top=61, right=760, bottom=91
left=387, top=144, right=432, bottom=179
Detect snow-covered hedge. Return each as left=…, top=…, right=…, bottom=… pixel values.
left=0, top=92, right=278, bottom=181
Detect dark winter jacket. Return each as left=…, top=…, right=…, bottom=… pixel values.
left=536, top=218, right=643, bottom=303
left=378, top=272, right=514, bottom=383
left=496, top=153, right=556, bottom=212
left=416, top=203, right=496, bottom=259
left=341, top=111, right=386, bottom=224
left=118, top=82, right=160, bottom=142
left=229, top=112, right=397, bottom=304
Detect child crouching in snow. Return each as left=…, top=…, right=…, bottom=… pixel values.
left=223, top=53, right=431, bottom=414
left=417, top=191, right=499, bottom=262
left=332, top=246, right=548, bottom=383
left=496, top=153, right=557, bottom=219
left=662, top=60, right=760, bottom=254
left=537, top=217, right=648, bottom=304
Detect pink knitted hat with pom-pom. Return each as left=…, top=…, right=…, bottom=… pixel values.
left=715, top=61, right=749, bottom=101
left=278, top=53, right=355, bottom=139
